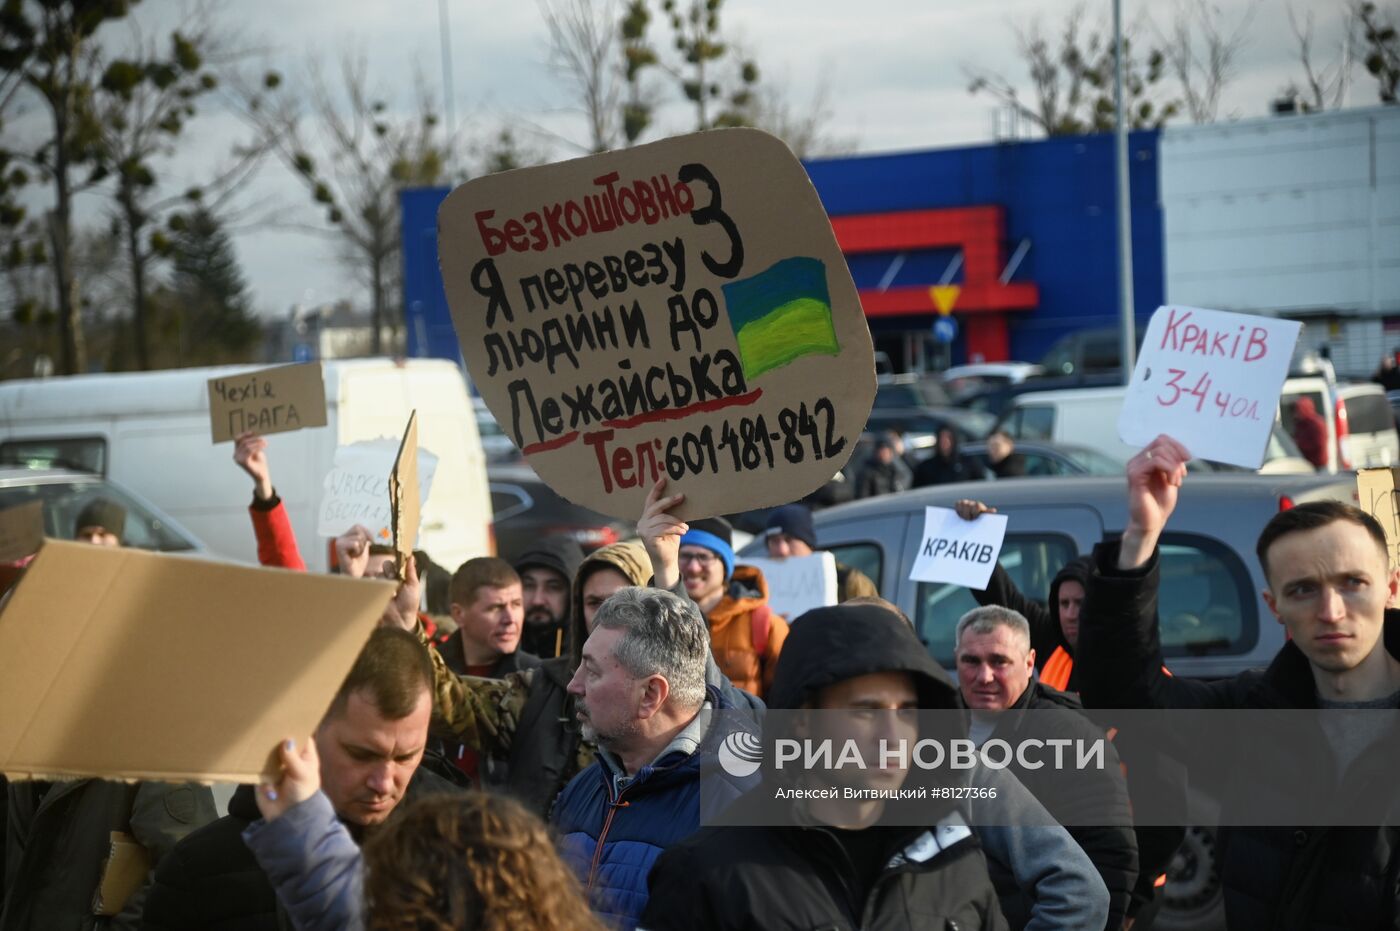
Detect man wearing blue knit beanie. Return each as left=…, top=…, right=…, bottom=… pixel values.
left=679, top=516, right=787, bottom=700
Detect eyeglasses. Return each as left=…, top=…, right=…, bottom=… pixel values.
left=678, top=551, right=718, bottom=566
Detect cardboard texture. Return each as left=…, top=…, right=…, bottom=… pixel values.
left=1118, top=306, right=1302, bottom=469
left=318, top=439, right=440, bottom=541
left=1357, top=468, right=1400, bottom=570
left=740, top=554, right=837, bottom=621
left=207, top=362, right=328, bottom=444
left=0, top=501, right=44, bottom=564
left=0, top=539, right=395, bottom=782
left=93, top=831, right=151, bottom=916
left=389, top=411, right=421, bottom=582
left=438, top=128, right=876, bottom=521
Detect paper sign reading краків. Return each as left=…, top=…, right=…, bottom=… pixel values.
left=1118, top=306, right=1301, bottom=469
left=437, top=129, right=876, bottom=521
left=207, top=362, right=328, bottom=444
left=909, top=506, right=1009, bottom=590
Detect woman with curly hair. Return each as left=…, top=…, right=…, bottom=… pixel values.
left=244, top=737, right=604, bottom=931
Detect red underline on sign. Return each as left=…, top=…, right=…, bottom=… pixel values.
left=522, top=431, right=581, bottom=455
left=602, top=388, right=765, bottom=430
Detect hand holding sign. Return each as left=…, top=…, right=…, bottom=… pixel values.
left=1118, top=306, right=1301, bottom=469
left=909, top=506, right=1009, bottom=589
left=638, top=477, right=688, bottom=590
left=1120, top=434, right=1191, bottom=570
left=256, top=737, right=320, bottom=822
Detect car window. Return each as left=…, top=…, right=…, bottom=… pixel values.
left=0, top=479, right=196, bottom=552
left=1040, top=339, right=1075, bottom=376
left=1017, top=406, right=1055, bottom=440
left=1157, top=534, right=1256, bottom=657
left=828, top=542, right=882, bottom=597
left=1279, top=390, right=1326, bottom=433
left=1083, top=336, right=1120, bottom=373
left=873, top=385, right=919, bottom=409
left=1020, top=453, right=1071, bottom=476
left=488, top=484, right=532, bottom=522
left=1344, top=392, right=1394, bottom=435
left=0, top=437, right=107, bottom=475
left=914, top=534, right=1079, bottom=668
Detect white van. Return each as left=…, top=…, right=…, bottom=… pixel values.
left=1278, top=377, right=1399, bottom=472
left=0, top=359, right=493, bottom=572
left=995, top=386, right=1315, bottom=473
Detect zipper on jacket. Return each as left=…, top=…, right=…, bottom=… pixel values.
left=586, top=792, right=632, bottom=891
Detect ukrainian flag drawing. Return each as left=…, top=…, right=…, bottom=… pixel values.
left=721, top=256, right=840, bottom=380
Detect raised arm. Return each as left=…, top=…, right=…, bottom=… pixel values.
left=639, top=477, right=688, bottom=592
left=955, top=499, right=1063, bottom=660
left=235, top=432, right=306, bottom=571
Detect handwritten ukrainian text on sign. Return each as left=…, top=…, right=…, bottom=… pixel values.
left=318, top=439, right=439, bottom=541
left=908, top=507, right=1008, bottom=589
left=741, top=553, right=838, bottom=621
left=437, top=129, right=876, bottom=521
left=1118, top=306, right=1301, bottom=469
left=206, top=363, right=327, bottom=444
left=1357, top=468, right=1400, bottom=571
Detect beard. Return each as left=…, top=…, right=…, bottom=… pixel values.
left=524, top=606, right=560, bottom=627
left=576, top=699, right=640, bottom=751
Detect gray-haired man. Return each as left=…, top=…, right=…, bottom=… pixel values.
left=955, top=605, right=1138, bottom=931
left=549, top=586, right=756, bottom=931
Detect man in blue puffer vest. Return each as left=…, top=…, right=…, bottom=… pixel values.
left=551, top=585, right=756, bottom=930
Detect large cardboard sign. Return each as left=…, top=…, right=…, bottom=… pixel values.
left=908, top=506, right=1008, bottom=589
left=318, top=439, right=439, bottom=542
left=207, top=362, right=327, bottom=444
left=1118, top=306, right=1302, bottom=469
left=389, top=412, right=421, bottom=581
left=1357, top=468, right=1400, bottom=570
left=0, top=540, right=394, bottom=782
left=740, top=553, right=838, bottom=621
left=438, top=129, right=876, bottom=520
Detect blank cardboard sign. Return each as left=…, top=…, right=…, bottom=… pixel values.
left=389, top=411, right=421, bottom=582
left=207, top=362, right=328, bottom=444
left=0, top=541, right=394, bottom=782
left=438, top=128, right=876, bottom=521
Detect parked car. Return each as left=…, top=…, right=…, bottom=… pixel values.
left=0, top=466, right=204, bottom=553
left=954, top=372, right=1127, bottom=419
left=488, top=463, right=633, bottom=563
left=873, top=373, right=952, bottom=409
left=1279, top=377, right=1399, bottom=471
left=994, top=386, right=1316, bottom=474
left=864, top=407, right=996, bottom=453
left=940, top=362, right=1043, bottom=402
left=1037, top=326, right=1146, bottom=377
left=473, top=398, right=522, bottom=464
left=952, top=439, right=1125, bottom=477
left=738, top=471, right=1356, bottom=931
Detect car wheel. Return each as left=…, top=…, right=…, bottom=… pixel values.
left=1152, top=826, right=1225, bottom=931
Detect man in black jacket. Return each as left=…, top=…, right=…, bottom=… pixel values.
left=142, top=628, right=461, bottom=930
left=955, top=605, right=1138, bottom=930
left=1077, top=433, right=1400, bottom=930
left=514, top=536, right=585, bottom=659
left=640, top=602, right=1009, bottom=930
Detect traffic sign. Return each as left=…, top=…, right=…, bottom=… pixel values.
left=932, top=316, right=958, bottom=344
left=931, top=285, right=960, bottom=316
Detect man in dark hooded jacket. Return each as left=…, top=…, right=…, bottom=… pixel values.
left=914, top=426, right=977, bottom=488
left=640, top=602, right=1010, bottom=930
left=514, top=536, right=585, bottom=659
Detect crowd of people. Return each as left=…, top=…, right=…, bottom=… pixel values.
left=1, top=424, right=1398, bottom=930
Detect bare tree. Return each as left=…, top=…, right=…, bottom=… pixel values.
left=965, top=3, right=1179, bottom=136
left=539, top=0, right=624, bottom=152
left=751, top=75, right=857, bottom=159
left=1158, top=0, right=1260, bottom=123
left=1355, top=1, right=1400, bottom=103
left=1282, top=2, right=1357, bottom=111
left=254, top=53, right=456, bottom=355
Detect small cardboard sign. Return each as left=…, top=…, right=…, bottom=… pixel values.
left=1357, top=468, right=1400, bottom=570
left=1118, top=306, right=1302, bottom=469
left=0, top=540, right=395, bottom=782
left=438, top=128, right=876, bottom=521
left=207, top=362, right=328, bottom=444
left=318, top=439, right=439, bottom=541
left=740, top=553, right=838, bottom=621
left=0, top=502, right=44, bottom=564
left=389, top=412, right=421, bottom=582
left=908, top=506, right=1008, bottom=589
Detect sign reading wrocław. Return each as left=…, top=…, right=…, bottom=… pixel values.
left=438, top=129, right=875, bottom=520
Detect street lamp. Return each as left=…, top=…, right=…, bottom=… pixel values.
left=1115, top=0, right=1136, bottom=382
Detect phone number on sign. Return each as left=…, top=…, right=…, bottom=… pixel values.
left=1156, top=368, right=1263, bottom=421
left=586, top=399, right=847, bottom=493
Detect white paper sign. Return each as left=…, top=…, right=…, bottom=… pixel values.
left=741, top=553, right=838, bottom=621
left=1118, top=305, right=1302, bottom=469
left=908, top=506, right=1008, bottom=589
left=317, top=439, right=440, bottom=542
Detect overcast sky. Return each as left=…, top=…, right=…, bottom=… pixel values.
left=14, top=0, right=1370, bottom=318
